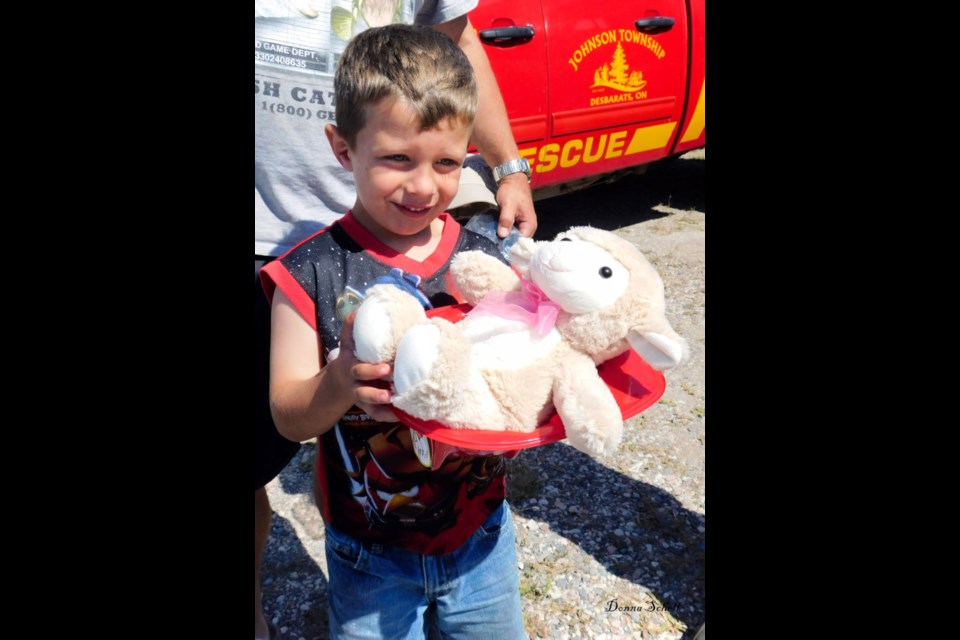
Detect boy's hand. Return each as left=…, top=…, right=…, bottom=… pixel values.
left=495, top=174, right=537, bottom=238
left=338, top=313, right=398, bottom=423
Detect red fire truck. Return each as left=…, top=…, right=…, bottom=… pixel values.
left=467, top=0, right=705, bottom=200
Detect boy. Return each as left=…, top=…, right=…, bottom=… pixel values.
left=255, top=4, right=537, bottom=638
left=260, top=24, right=528, bottom=639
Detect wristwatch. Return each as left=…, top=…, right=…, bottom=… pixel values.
left=492, top=158, right=532, bottom=185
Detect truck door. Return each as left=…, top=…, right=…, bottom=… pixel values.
left=469, top=1, right=549, bottom=184
left=538, top=0, right=690, bottom=186
left=673, top=0, right=705, bottom=155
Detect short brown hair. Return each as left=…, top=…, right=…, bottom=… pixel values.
left=333, top=23, right=478, bottom=148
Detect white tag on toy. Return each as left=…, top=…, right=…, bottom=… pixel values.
left=410, top=428, right=432, bottom=467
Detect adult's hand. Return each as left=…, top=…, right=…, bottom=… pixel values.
left=495, top=173, right=537, bottom=238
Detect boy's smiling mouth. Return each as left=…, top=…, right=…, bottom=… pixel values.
left=394, top=203, right=434, bottom=216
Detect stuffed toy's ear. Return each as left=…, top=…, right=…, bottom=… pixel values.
left=627, top=326, right=687, bottom=370
left=508, top=237, right=536, bottom=275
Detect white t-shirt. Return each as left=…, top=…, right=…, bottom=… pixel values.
left=255, top=0, right=479, bottom=256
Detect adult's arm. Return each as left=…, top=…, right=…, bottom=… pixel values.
left=432, top=15, right=538, bottom=239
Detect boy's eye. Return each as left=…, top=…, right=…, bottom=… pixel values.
left=384, top=154, right=409, bottom=162
left=436, top=158, right=460, bottom=168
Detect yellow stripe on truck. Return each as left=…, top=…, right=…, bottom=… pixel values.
left=624, top=122, right=678, bottom=155
left=679, top=81, right=705, bottom=143
left=521, top=122, right=679, bottom=174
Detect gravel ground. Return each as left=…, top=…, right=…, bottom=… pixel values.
left=261, top=151, right=705, bottom=640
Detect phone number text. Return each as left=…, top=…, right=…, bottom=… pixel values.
left=260, top=101, right=335, bottom=121
left=255, top=51, right=307, bottom=69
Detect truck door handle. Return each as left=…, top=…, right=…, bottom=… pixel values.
left=479, top=26, right=535, bottom=47
left=635, top=17, right=675, bottom=34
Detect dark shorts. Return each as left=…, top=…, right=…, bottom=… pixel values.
left=255, top=256, right=301, bottom=491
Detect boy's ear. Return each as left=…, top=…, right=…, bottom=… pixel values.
left=325, top=124, right=353, bottom=171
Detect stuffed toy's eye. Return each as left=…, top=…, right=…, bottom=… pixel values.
left=561, top=237, right=573, bottom=242
left=599, top=266, right=613, bottom=278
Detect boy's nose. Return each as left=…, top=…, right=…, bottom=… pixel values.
left=405, top=165, right=436, bottom=196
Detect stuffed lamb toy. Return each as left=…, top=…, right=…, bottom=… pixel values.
left=353, top=226, right=687, bottom=457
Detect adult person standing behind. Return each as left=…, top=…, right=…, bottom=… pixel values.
left=255, top=2, right=537, bottom=638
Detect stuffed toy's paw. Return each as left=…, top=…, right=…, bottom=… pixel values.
left=449, top=251, right=521, bottom=305
left=353, top=284, right=429, bottom=365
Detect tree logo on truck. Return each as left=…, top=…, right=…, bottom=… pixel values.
left=591, top=42, right=647, bottom=93
left=567, top=29, right=668, bottom=105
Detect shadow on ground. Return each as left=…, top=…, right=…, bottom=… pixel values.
left=532, top=155, right=705, bottom=240
left=507, top=442, right=704, bottom=638
left=264, top=457, right=329, bottom=640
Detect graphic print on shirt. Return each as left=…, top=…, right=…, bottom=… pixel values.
left=327, top=421, right=504, bottom=535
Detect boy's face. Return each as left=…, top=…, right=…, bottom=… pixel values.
left=326, top=97, right=472, bottom=239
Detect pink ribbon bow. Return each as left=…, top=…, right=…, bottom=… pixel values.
left=469, top=278, right=561, bottom=336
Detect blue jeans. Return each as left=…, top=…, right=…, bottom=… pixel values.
left=324, top=501, right=528, bottom=640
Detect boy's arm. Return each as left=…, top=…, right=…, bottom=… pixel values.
left=432, top=15, right=538, bottom=240
left=269, top=288, right=395, bottom=442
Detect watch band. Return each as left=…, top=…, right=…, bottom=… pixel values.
left=492, top=158, right=532, bottom=184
